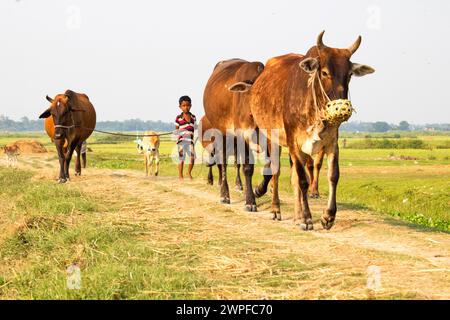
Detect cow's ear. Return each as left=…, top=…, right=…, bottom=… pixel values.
left=39, top=108, right=51, bottom=119
left=299, top=57, right=319, bottom=73
left=228, top=82, right=253, bottom=93
left=351, top=63, right=375, bottom=77
left=64, top=90, right=76, bottom=99
left=65, top=90, right=84, bottom=111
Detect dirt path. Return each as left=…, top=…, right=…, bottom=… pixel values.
left=11, top=154, right=450, bottom=299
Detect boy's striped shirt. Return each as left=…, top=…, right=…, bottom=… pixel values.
left=175, top=112, right=196, bottom=144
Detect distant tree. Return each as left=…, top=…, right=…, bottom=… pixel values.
left=398, top=121, right=410, bottom=131
left=0, top=115, right=174, bottom=132
left=340, top=121, right=376, bottom=132
left=96, top=119, right=173, bottom=132
left=372, top=121, right=391, bottom=132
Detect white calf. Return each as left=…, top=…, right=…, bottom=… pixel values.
left=142, top=131, right=160, bottom=176
left=135, top=138, right=144, bottom=154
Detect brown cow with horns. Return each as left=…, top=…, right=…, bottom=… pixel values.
left=229, top=31, right=375, bottom=230
left=39, top=90, right=96, bottom=183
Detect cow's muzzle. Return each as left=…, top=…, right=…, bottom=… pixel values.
left=323, top=99, right=354, bottom=125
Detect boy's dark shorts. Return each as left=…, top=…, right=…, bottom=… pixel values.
left=178, top=142, right=195, bottom=161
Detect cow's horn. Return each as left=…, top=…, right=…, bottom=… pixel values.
left=317, top=30, right=327, bottom=52
left=46, top=95, right=54, bottom=103
left=348, top=35, right=362, bottom=55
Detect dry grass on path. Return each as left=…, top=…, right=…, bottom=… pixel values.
left=73, top=166, right=450, bottom=299
left=1, top=153, right=449, bottom=299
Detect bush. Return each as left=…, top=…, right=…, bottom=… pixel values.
left=435, top=141, right=450, bottom=149
left=92, top=134, right=135, bottom=144
left=398, top=139, right=426, bottom=149
left=348, top=138, right=428, bottom=149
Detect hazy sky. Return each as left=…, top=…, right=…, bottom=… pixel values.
left=0, top=0, right=449, bottom=124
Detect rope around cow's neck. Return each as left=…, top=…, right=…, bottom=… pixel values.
left=53, top=123, right=176, bottom=137
left=308, top=69, right=331, bottom=122
left=52, top=110, right=177, bottom=137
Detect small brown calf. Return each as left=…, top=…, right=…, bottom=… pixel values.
left=3, top=145, right=20, bottom=167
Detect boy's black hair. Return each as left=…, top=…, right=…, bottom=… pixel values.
left=179, top=95, right=192, bottom=105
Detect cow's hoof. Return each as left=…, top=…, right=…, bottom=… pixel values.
left=235, top=184, right=243, bottom=191
left=207, top=180, right=213, bottom=186
left=58, top=178, right=67, bottom=184
left=220, top=197, right=230, bottom=204
left=321, top=215, right=335, bottom=230
left=300, top=219, right=314, bottom=231
left=272, top=213, right=282, bottom=221
left=75, top=172, right=81, bottom=176
left=245, top=204, right=257, bottom=212
left=155, top=173, right=159, bottom=177
left=309, top=192, right=320, bottom=199
left=271, top=206, right=281, bottom=221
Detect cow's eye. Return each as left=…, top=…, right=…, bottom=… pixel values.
left=321, top=70, right=329, bottom=77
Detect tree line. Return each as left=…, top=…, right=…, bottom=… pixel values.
left=340, top=121, right=449, bottom=132
left=0, top=115, right=173, bottom=132
left=0, top=115, right=448, bottom=132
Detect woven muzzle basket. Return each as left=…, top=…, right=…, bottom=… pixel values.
left=323, top=99, right=355, bottom=125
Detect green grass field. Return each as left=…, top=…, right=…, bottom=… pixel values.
left=98, top=132, right=450, bottom=231
left=1, top=131, right=449, bottom=299
left=1, top=131, right=449, bottom=232
left=0, top=168, right=212, bottom=299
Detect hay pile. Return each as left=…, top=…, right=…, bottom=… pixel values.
left=7, top=140, right=47, bottom=154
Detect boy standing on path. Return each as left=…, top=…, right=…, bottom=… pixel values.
left=175, top=95, right=197, bottom=180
